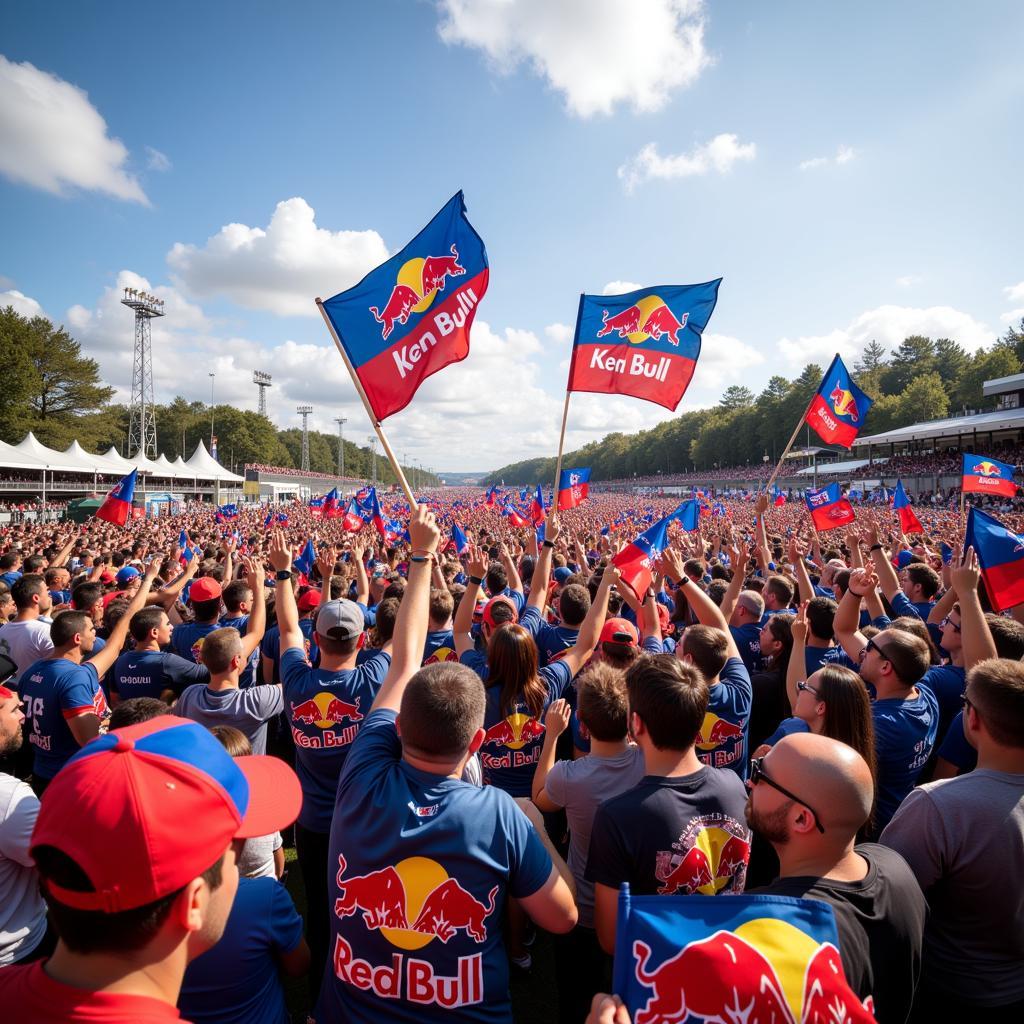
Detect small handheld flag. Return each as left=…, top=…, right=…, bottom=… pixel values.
left=341, top=499, right=364, bottom=532
left=805, top=354, right=874, bottom=448
left=322, top=488, right=340, bottom=519
left=557, top=468, right=591, bottom=510
left=451, top=524, right=468, bottom=555
left=961, top=453, right=1017, bottom=499
left=96, top=469, right=137, bottom=527
left=529, top=484, right=546, bottom=527
left=670, top=499, right=700, bottom=532
left=892, top=479, right=922, bottom=534
left=611, top=516, right=671, bottom=599
left=567, top=281, right=721, bottom=411
left=804, top=482, right=856, bottom=532
left=319, top=192, right=489, bottom=422
left=964, top=506, right=1024, bottom=611
left=294, top=539, right=316, bottom=579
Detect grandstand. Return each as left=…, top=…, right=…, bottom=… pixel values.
left=243, top=464, right=366, bottom=503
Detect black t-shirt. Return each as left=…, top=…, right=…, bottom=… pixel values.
left=748, top=665, right=789, bottom=752
left=754, top=843, right=926, bottom=1024
left=586, top=766, right=752, bottom=897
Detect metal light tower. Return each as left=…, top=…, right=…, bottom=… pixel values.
left=121, top=287, right=164, bottom=458
left=297, top=405, right=313, bottom=471
left=367, top=435, right=377, bottom=487
left=334, top=416, right=347, bottom=478
left=253, top=371, right=272, bottom=416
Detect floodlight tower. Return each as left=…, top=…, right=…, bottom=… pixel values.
left=297, top=405, right=313, bottom=471
left=334, top=416, right=347, bottom=478
left=121, top=287, right=164, bottom=458
left=253, top=371, right=273, bottom=416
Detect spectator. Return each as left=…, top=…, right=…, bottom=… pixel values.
left=748, top=612, right=794, bottom=752
left=0, top=574, right=53, bottom=675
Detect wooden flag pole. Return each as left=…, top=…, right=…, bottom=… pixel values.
left=315, top=298, right=417, bottom=509
left=552, top=390, right=572, bottom=503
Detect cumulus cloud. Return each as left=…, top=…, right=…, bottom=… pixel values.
left=1004, top=280, right=1024, bottom=304
left=167, top=198, right=389, bottom=317
left=799, top=144, right=857, bottom=171
left=618, top=134, right=756, bottom=192
left=0, top=54, right=147, bottom=203
left=544, top=323, right=573, bottom=344
left=1001, top=308, right=1024, bottom=325
left=0, top=288, right=47, bottom=319
left=145, top=146, right=171, bottom=172
left=602, top=281, right=643, bottom=295
left=777, top=304, right=997, bottom=369
left=437, top=0, right=710, bottom=118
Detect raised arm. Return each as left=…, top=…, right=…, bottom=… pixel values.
left=351, top=538, right=370, bottom=607
left=559, top=566, right=618, bottom=677
left=88, top=557, right=163, bottom=679
left=499, top=542, right=523, bottom=599
left=238, top=557, right=267, bottom=660
left=950, top=546, right=998, bottom=668
left=453, top=545, right=487, bottom=657
left=371, top=506, right=440, bottom=713
left=864, top=519, right=901, bottom=602
left=718, top=542, right=746, bottom=624
left=527, top=510, right=561, bottom=612
left=787, top=601, right=809, bottom=711
left=662, top=551, right=741, bottom=661
left=833, top=568, right=872, bottom=663
left=788, top=537, right=815, bottom=605
left=154, top=554, right=200, bottom=610
left=269, top=530, right=303, bottom=653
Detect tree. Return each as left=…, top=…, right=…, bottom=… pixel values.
left=881, top=336, right=935, bottom=395
left=719, top=385, right=755, bottom=410
left=0, top=307, right=40, bottom=440
left=951, top=346, right=1021, bottom=412
left=894, top=372, right=949, bottom=425
left=854, top=339, right=888, bottom=374
left=933, top=338, right=970, bottom=391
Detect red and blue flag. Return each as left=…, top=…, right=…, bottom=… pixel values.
left=964, top=506, right=1024, bottom=611
left=341, top=499, right=364, bottom=532
left=557, top=467, right=591, bottom=510
left=366, top=487, right=386, bottom=536
left=892, top=479, right=922, bottom=534
left=451, top=523, right=468, bottom=554
left=96, top=469, right=137, bottom=526
left=294, top=539, right=316, bottom=579
left=611, top=515, right=671, bottom=599
left=805, top=353, right=874, bottom=448
left=614, top=889, right=875, bottom=1024
left=771, top=484, right=786, bottom=507
left=671, top=499, right=700, bottom=532
left=529, top=484, right=546, bottom=526
left=805, top=482, right=856, bottom=531
left=321, top=488, right=340, bottom=519
left=320, top=192, right=489, bottom=421
left=484, top=485, right=499, bottom=508
left=961, top=452, right=1017, bottom=499
left=567, top=280, right=721, bottom=411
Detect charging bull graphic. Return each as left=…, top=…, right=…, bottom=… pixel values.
left=596, top=297, right=689, bottom=347
left=830, top=381, right=859, bottom=422
left=370, top=245, right=466, bottom=340
left=655, top=820, right=750, bottom=896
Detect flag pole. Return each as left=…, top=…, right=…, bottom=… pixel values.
left=315, top=299, right=417, bottom=509
left=552, top=390, right=572, bottom=500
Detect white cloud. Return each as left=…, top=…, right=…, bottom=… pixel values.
left=145, top=146, right=171, bottom=172
left=895, top=274, right=923, bottom=288
left=799, top=144, right=857, bottom=172
left=1004, top=280, right=1024, bottom=304
left=777, top=304, right=997, bottom=369
left=437, top=0, right=710, bottom=118
left=544, top=323, right=573, bottom=344
left=1001, top=308, right=1024, bottom=325
left=695, top=332, right=765, bottom=391
left=618, top=134, right=756, bottom=192
left=0, top=55, right=147, bottom=203
left=0, top=288, right=47, bottom=319
left=167, top=197, right=389, bottom=317
left=602, top=280, right=643, bottom=295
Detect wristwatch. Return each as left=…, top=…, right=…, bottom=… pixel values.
left=275, top=569, right=291, bottom=581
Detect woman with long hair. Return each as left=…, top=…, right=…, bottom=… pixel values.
left=748, top=613, right=795, bottom=752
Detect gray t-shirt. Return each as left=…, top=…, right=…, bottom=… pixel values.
left=239, top=831, right=282, bottom=879
left=0, top=773, right=46, bottom=965
left=174, top=683, right=284, bottom=755
left=880, top=768, right=1024, bottom=1005
left=544, top=745, right=646, bottom=927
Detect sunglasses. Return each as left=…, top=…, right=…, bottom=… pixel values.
left=941, top=616, right=962, bottom=633
left=863, top=637, right=890, bottom=662
left=797, top=680, right=821, bottom=698
left=960, top=691, right=973, bottom=710
left=749, top=757, right=825, bottom=833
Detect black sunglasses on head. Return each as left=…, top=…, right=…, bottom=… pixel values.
left=749, top=756, right=825, bottom=834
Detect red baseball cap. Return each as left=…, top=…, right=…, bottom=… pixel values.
left=31, top=716, right=301, bottom=913
left=190, top=577, right=222, bottom=602
left=599, top=617, right=639, bottom=648
left=297, top=589, right=322, bottom=612
left=482, top=595, right=518, bottom=630
left=98, top=570, right=116, bottom=584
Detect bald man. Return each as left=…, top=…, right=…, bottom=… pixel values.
left=748, top=733, right=926, bottom=1024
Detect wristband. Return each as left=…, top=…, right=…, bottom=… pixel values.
left=409, top=555, right=429, bottom=564
left=678, top=575, right=690, bottom=586
left=468, top=575, right=484, bottom=586
left=870, top=544, right=883, bottom=552
left=542, top=540, right=555, bottom=549
left=275, top=570, right=291, bottom=582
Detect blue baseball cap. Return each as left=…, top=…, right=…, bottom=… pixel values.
left=115, top=566, right=141, bottom=584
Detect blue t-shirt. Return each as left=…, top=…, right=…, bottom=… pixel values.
left=319, top=708, right=552, bottom=1024
left=696, top=657, right=752, bottom=780
left=20, top=657, right=110, bottom=779
left=804, top=644, right=857, bottom=676
left=534, top=622, right=578, bottom=667
left=480, top=660, right=574, bottom=796
left=887, top=590, right=934, bottom=623
left=872, top=685, right=939, bottom=833
left=111, top=649, right=208, bottom=700
left=763, top=716, right=811, bottom=747
left=919, top=663, right=966, bottom=745
left=170, top=621, right=221, bottom=665
left=260, top=619, right=319, bottom=683
left=423, top=629, right=456, bottom=666
left=220, top=614, right=259, bottom=688
left=282, top=646, right=391, bottom=832
left=178, top=876, right=303, bottom=1024
left=459, top=607, right=544, bottom=682
left=936, top=710, right=977, bottom=772
left=48, top=589, right=71, bottom=606
left=729, top=623, right=762, bottom=675
left=500, top=587, right=526, bottom=615
left=0, top=571, right=22, bottom=588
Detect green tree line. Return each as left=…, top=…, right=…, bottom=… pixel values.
left=0, top=306, right=437, bottom=485
left=484, top=324, right=1024, bottom=485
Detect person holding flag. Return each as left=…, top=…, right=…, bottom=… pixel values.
left=95, top=469, right=137, bottom=526
left=892, top=480, right=922, bottom=534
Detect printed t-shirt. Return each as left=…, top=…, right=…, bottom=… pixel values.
left=111, top=650, right=208, bottom=701
left=919, top=663, right=966, bottom=743
left=696, top=657, right=752, bottom=780
left=318, top=708, right=552, bottom=1024
left=586, top=765, right=752, bottom=897
left=872, top=684, right=939, bottom=833
left=178, top=875, right=304, bottom=1024
left=0, top=960, right=183, bottom=1022
left=19, top=657, right=109, bottom=779
left=281, top=646, right=390, bottom=833
left=458, top=606, right=544, bottom=682
left=479, top=659, right=574, bottom=796
left=543, top=745, right=646, bottom=928
left=260, top=619, right=319, bottom=683
left=174, top=684, right=284, bottom=756
left=755, top=844, right=926, bottom=1024
left=534, top=622, right=578, bottom=667
left=170, top=621, right=220, bottom=666
left=729, top=622, right=762, bottom=675
left=422, top=629, right=456, bottom=666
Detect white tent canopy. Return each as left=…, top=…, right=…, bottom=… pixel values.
left=102, top=447, right=137, bottom=473
left=14, top=432, right=87, bottom=473
left=62, top=441, right=124, bottom=475
left=185, top=440, right=244, bottom=482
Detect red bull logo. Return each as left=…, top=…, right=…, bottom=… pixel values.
left=596, top=294, right=689, bottom=347
left=829, top=381, right=859, bottom=422
left=655, top=818, right=750, bottom=896
left=632, top=917, right=875, bottom=1024
left=289, top=692, right=363, bottom=749
left=696, top=712, right=744, bottom=768
left=369, top=245, right=466, bottom=340
left=972, top=460, right=1000, bottom=476
left=423, top=645, right=457, bottom=666
left=480, top=713, right=545, bottom=772
left=191, top=636, right=206, bottom=663
left=331, top=853, right=495, bottom=1007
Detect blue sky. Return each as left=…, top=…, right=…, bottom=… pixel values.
left=2, top=1, right=1022, bottom=472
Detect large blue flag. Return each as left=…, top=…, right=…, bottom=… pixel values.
left=964, top=506, right=1024, bottom=611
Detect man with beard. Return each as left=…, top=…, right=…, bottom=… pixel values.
left=748, top=733, right=925, bottom=1023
